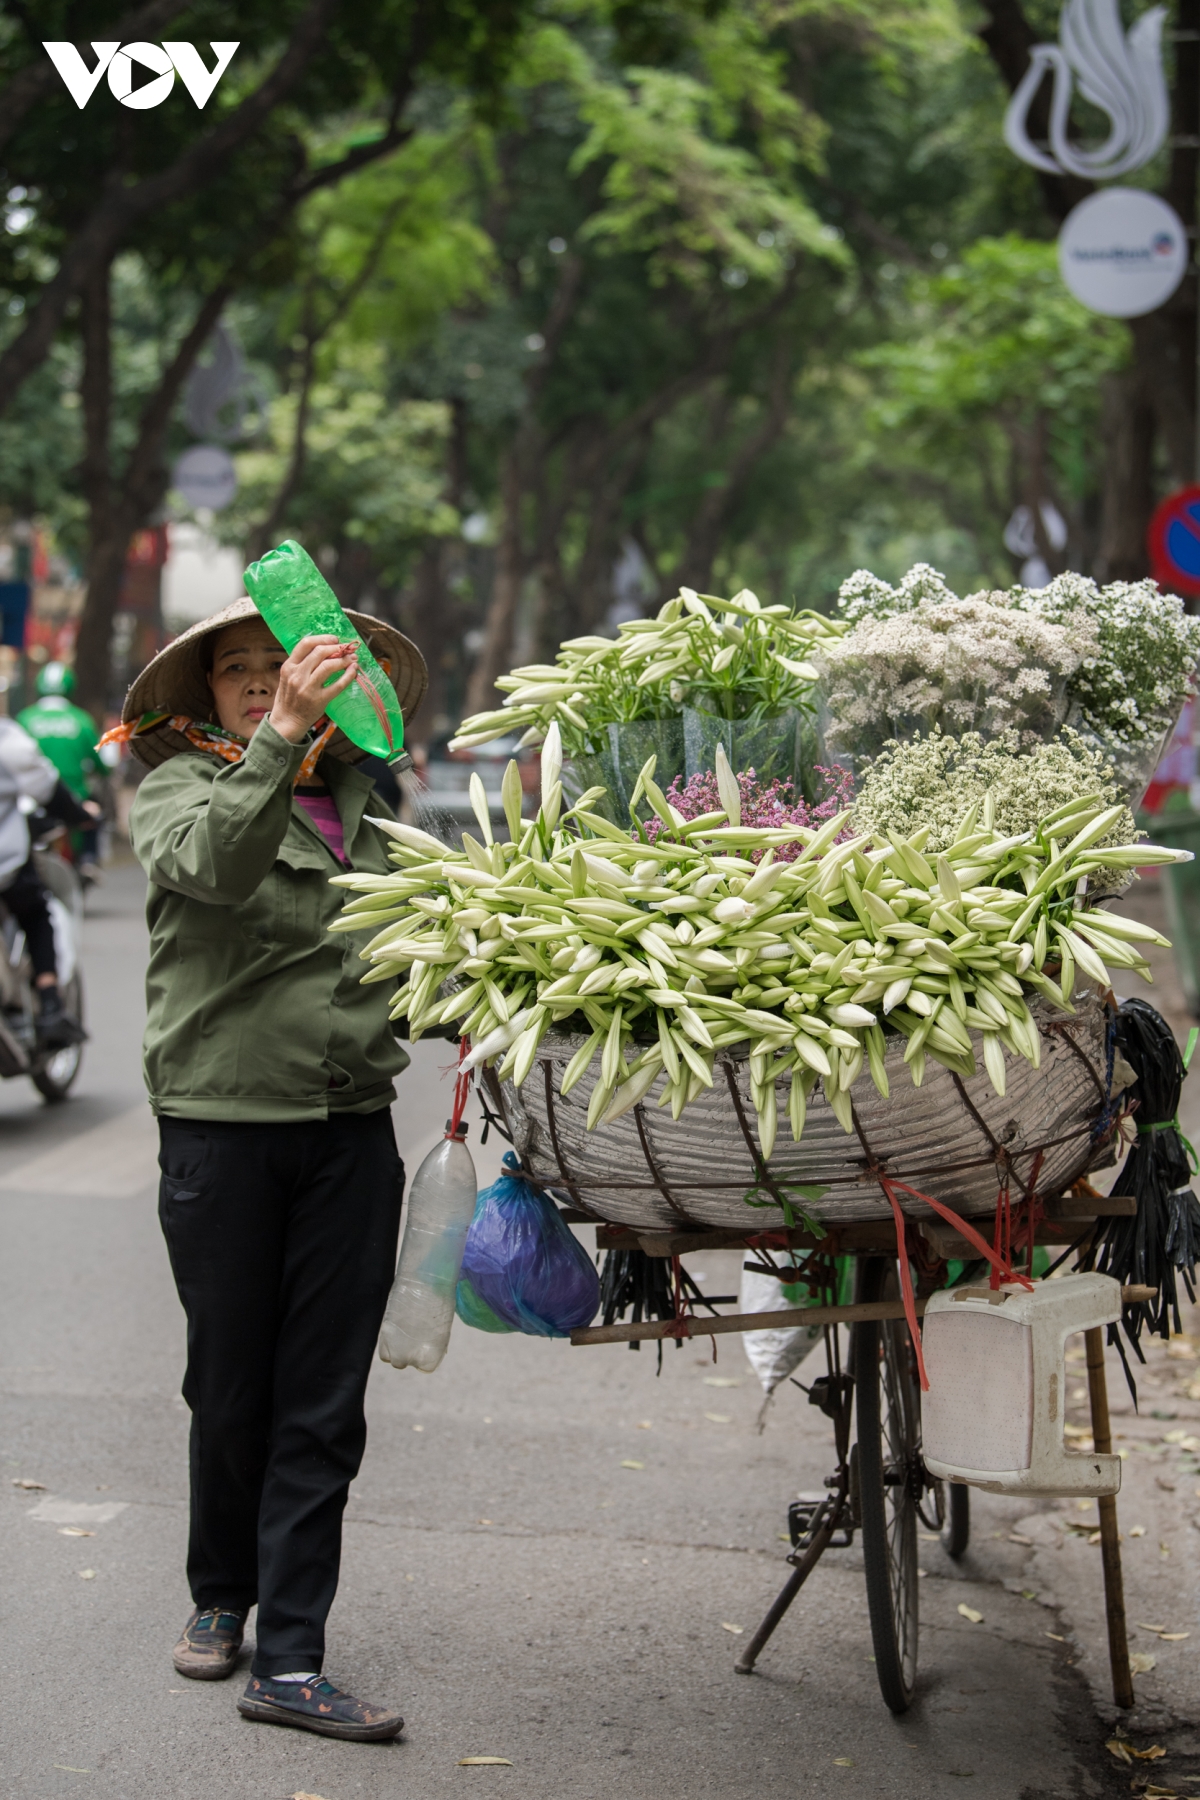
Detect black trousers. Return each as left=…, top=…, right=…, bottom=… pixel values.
left=4, top=857, right=57, bottom=979
left=157, top=1110, right=405, bottom=1676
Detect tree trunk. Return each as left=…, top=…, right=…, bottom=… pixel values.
left=75, top=263, right=121, bottom=724
left=402, top=397, right=470, bottom=742
left=246, top=320, right=316, bottom=564
left=74, top=280, right=232, bottom=719
left=1094, top=371, right=1156, bottom=582
left=678, top=350, right=794, bottom=591
left=463, top=445, right=525, bottom=718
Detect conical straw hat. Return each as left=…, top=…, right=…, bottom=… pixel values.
left=120, top=595, right=427, bottom=770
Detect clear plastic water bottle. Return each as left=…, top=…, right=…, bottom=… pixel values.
left=378, top=1122, right=478, bottom=1373
left=243, top=537, right=409, bottom=764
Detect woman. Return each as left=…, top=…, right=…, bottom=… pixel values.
left=119, top=596, right=426, bottom=1743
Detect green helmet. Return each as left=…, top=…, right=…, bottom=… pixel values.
left=37, top=661, right=75, bottom=698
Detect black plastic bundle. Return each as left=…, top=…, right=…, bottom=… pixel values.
left=1080, top=997, right=1200, bottom=1402
left=598, top=1249, right=716, bottom=1373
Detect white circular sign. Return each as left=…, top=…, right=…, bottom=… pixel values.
left=172, top=444, right=238, bottom=511
left=1058, top=189, right=1189, bottom=318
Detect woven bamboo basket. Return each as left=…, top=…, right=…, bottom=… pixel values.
left=491, top=991, right=1116, bottom=1235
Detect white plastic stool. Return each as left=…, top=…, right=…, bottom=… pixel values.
left=922, top=1272, right=1123, bottom=1497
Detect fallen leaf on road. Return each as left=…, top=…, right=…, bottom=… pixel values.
left=1142, top=1785, right=1180, bottom=1798
left=58, top=1527, right=93, bottom=1537
left=1129, top=1652, right=1157, bottom=1674
left=1045, top=1632, right=1064, bottom=1641
left=12, top=1478, right=45, bottom=1490
left=1020, top=1590, right=1037, bottom=1600
left=1163, top=1430, right=1187, bottom=1443
left=833, top=1758, right=854, bottom=1767
left=1138, top=1623, right=1166, bottom=1632
left=52, top=1769, right=89, bottom=1775
left=704, top=1377, right=741, bottom=1387
left=1009, top=1533, right=1033, bottom=1545
left=1088, top=1530, right=1102, bottom=1544
left=957, top=1604, right=984, bottom=1624
left=477, top=1519, right=492, bottom=1526
left=619, top=1460, right=644, bottom=1470
left=1130, top=1526, right=1147, bottom=1537
left=1107, top=1741, right=1167, bottom=1763
left=458, top=1757, right=512, bottom=1766
left=1159, top=1632, right=1190, bottom=1641
left=636, top=1421, right=652, bottom=1429
left=291, top=1792, right=333, bottom=1798
left=1157, top=1477, right=1177, bottom=1492
left=704, top=1412, right=732, bottom=1424
left=78, top=1568, right=96, bottom=1579
left=721, top=1622, right=744, bottom=1634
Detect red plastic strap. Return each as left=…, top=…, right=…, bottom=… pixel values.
left=990, top=1180, right=1012, bottom=1292
left=876, top=1175, right=930, bottom=1392
left=886, top=1177, right=1033, bottom=1292
left=663, top=1254, right=691, bottom=1340
left=873, top=1170, right=1036, bottom=1394
left=446, top=1040, right=472, bottom=1139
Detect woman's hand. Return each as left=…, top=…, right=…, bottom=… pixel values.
left=269, top=636, right=357, bottom=744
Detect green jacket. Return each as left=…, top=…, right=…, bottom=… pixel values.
left=129, top=719, right=409, bottom=1122
left=16, top=696, right=100, bottom=798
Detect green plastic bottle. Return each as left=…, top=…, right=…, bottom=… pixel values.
left=243, top=538, right=408, bottom=764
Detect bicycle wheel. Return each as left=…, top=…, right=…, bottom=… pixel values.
left=853, top=1254, right=921, bottom=1713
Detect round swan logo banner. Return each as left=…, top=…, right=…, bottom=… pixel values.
left=1058, top=188, right=1188, bottom=318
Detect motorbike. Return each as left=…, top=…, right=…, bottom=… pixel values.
left=0, top=826, right=85, bottom=1103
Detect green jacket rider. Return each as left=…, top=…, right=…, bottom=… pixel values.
left=16, top=662, right=101, bottom=800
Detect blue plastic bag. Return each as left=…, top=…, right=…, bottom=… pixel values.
left=455, top=1153, right=600, bottom=1337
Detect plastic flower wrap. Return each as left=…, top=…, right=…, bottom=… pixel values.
left=449, top=587, right=842, bottom=757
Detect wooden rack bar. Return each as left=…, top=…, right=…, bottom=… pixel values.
left=570, top=1284, right=1157, bottom=1346
left=571, top=1297, right=929, bottom=1345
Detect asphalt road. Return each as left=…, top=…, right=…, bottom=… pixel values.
left=0, top=862, right=1193, bottom=1800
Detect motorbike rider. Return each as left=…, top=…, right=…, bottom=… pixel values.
left=16, top=661, right=104, bottom=883
left=0, top=715, right=99, bottom=1046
